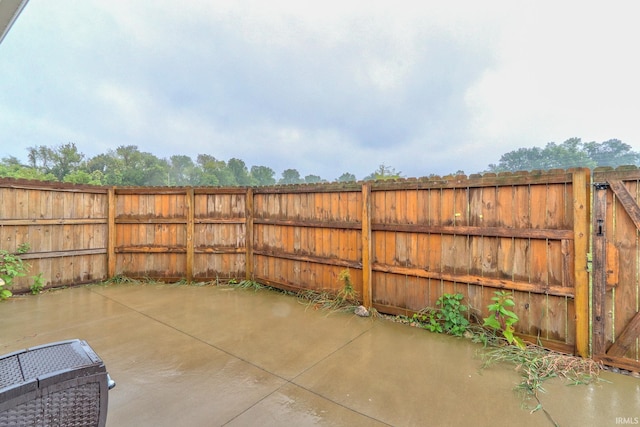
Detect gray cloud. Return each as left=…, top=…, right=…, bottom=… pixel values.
left=2, top=1, right=639, bottom=181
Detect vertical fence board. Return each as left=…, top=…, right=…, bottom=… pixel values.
left=246, top=189, right=254, bottom=280
left=108, top=188, right=116, bottom=277
left=572, top=169, right=590, bottom=357
left=362, top=184, right=372, bottom=307
left=613, top=181, right=638, bottom=358
left=186, top=189, right=194, bottom=282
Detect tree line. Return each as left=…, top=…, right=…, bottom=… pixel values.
left=0, top=144, right=362, bottom=186
left=0, top=138, right=637, bottom=186
left=487, top=138, right=640, bottom=172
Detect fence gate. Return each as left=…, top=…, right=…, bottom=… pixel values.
left=592, top=169, right=640, bottom=371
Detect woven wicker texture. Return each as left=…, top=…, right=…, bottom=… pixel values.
left=19, top=342, right=94, bottom=380
left=0, top=356, right=22, bottom=389
left=0, top=383, right=100, bottom=427
left=0, top=340, right=108, bottom=427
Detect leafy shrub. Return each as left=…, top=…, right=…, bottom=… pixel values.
left=0, top=243, right=31, bottom=300
left=30, top=273, right=45, bottom=295
left=483, top=290, right=525, bottom=348
left=413, top=293, right=469, bottom=337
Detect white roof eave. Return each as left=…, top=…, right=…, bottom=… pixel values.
left=0, top=0, right=29, bottom=45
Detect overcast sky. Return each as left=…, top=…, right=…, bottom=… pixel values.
left=1, top=1, right=639, bottom=181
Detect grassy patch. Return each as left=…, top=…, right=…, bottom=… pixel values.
left=480, top=342, right=602, bottom=394
left=231, top=279, right=266, bottom=291
left=478, top=339, right=602, bottom=423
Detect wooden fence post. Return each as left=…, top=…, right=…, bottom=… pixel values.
left=572, top=168, right=590, bottom=358
left=245, top=188, right=254, bottom=281
left=107, top=187, right=116, bottom=278
left=361, top=183, right=372, bottom=308
left=186, top=188, right=195, bottom=283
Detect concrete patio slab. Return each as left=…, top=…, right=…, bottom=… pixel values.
left=2, top=283, right=639, bottom=426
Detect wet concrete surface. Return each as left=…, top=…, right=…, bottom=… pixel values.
left=2, top=283, right=640, bottom=426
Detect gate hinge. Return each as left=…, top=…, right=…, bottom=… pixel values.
left=593, top=182, right=610, bottom=190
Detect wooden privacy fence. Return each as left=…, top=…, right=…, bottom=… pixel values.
left=111, top=187, right=247, bottom=282
left=251, top=171, right=590, bottom=357
left=0, top=181, right=108, bottom=288
left=0, top=166, right=626, bottom=367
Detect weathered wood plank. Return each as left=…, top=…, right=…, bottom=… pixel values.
left=372, top=223, right=573, bottom=240
left=361, top=183, right=372, bottom=308
left=592, top=185, right=608, bottom=355
left=594, top=355, right=640, bottom=373
left=372, top=263, right=574, bottom=297
left=572, top=168, right=590, bottom=356
left=107, top=188, right=116, bottom=277
left=116, top=246, right=187, bottom=253
left=607, top=310, right=640, bottom=357
left=467, top=234, right=484, bottom=316
left=245, top=189, right=254, bottom=280
left=186, top=189, right=194, bottom=282
left=612, top=180, right=639, bottom=359
left=609, top=180, right=640, bottom=230
left=20, top=248, right=107, bottom=259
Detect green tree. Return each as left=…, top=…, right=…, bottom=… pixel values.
left=0, top=161, right=55, bottom=181
left=196, top=154, right=236, bottom=186
left=63, top=170, right=103, bottom=185
left=304, top=174, right=324, bottom=184
left=488, top=138, right=595, bottom=172
left=27, top=145, right=55, bottom=173
left=50, top=142, right=84, bottom=181
left=364, top=164, right=403, bottom=181
left=583, top=139, right=640, bottom=167
left=168, top=155, right=198, bottom=186
left=336, top=172, right=356, bottom=182
left=545, top=138, right=595, bottom=169
left=116, top=145, right=169, bottom=186
left=85, top=153, right=123, bottom=185
left=487, top=147, right=541, bottom=172
left=228, top=158, right=254, bottom=186
left=250, top=165, right=276, bottom=186
left=1, top=156, right=23, bottom=167
left=84, top=146, right=168, bottom=186
left=279, top=169, right=303, bottom=184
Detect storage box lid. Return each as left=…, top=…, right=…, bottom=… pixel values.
left=0, top=339, right=104, bottom=393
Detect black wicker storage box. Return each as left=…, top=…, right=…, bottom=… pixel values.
left=0, top=339, right=113, bottom=427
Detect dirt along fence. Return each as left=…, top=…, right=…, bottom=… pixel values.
left=7, top=167, right=640, bottom=370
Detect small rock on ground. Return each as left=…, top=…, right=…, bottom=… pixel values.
left=354, top=305, right=370, bottom=317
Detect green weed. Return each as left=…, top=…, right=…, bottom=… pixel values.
left=412, top=293, right=470, bottom=337
left=30, top=273, right=45, bottom=295
left=0, top=243, right=32, bottom=300
left=483, top=290, right=526, bottom=349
